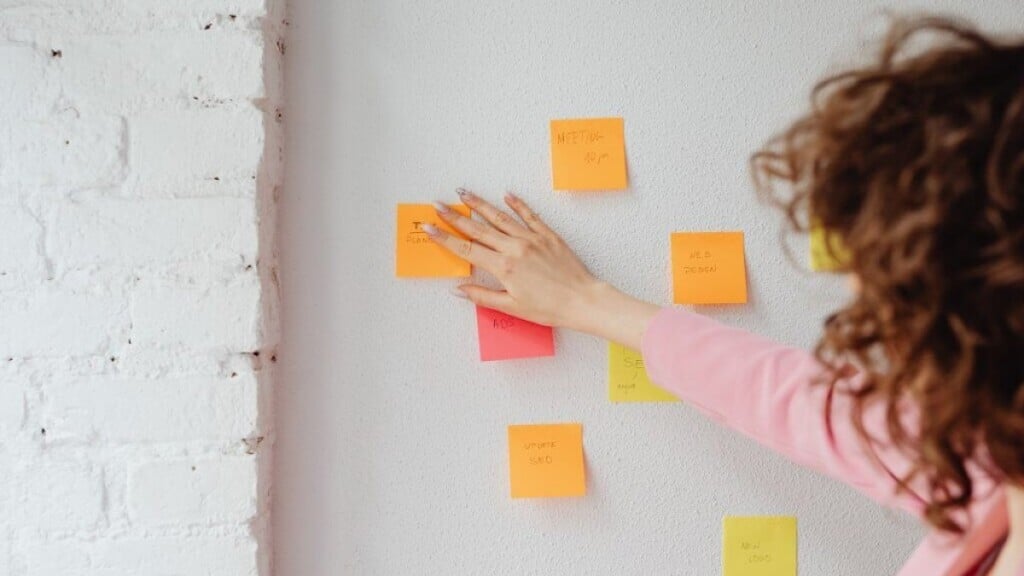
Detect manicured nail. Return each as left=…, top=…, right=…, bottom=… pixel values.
left=456, top=187, right=473, bottom=199
left=505, top=191, right=519, bottom=203
left=450, top=287, right=469, bottom=299
left=433, top=201, right=450, bottom=214
left=421, top=223, right=439, bottom=236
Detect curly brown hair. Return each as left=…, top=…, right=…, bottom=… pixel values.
left=751, top=16, right=1024, bottom=533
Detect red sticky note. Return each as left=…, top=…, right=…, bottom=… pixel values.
left=476, top=307, right=555, bottom=361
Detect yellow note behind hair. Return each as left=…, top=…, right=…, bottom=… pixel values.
left=608, top=342, right=678, bottom=403
left=722, top=516, right=797, bottom=576
left=809, top=225, right=849, bottom=272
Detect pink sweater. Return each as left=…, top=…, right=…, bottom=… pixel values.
left=641, top=308, right=1019, bottom=576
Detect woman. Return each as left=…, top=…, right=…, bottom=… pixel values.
left=425, top=18, right=1024, bottom=576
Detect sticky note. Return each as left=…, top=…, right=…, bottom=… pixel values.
left=671, top=231, right=748, bottom=305
left=809, top=225, right=849, bottom=272
left=476, top=306, right=555, bottom=361
left=550, top=117, right=628, bottom=191
left=395, top=203, right=472, bottom=277
left=722, top=516, right=797, bottom=576
left=508, top=423, right=585, bottom=498
left=608, top=342, right=677, bottom=403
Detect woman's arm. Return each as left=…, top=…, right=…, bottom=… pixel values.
left=427, top=190, right=924, bottom=517
left=427, top=189, right=659, bottom=348
left=641, top=306, right=925, bottom=516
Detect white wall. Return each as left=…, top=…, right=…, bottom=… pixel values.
left=277, top=2, right=1022, bottom=575
left=0, top=1, right=282, bottom=574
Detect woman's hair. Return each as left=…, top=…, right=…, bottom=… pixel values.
left=752, top=15, right=1024, bottom=533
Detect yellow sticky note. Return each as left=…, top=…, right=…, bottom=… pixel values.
left=608, top=342, right=677, bottom=403
left=395, top=203, right=471, bottom=277
left=809, top=225, right=849, bottom=272
left=723, top=516, right=798, bottom=576
left=671, top=231, right=748, bottom=305
left=507, top=423, right=585, bottom=498
left=550, top=117, right=628, bottom=191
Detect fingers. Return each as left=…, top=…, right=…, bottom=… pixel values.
left=456, top=188, right=530, bottom=238
left=454, top=284, right=516, bottom=312
left=503, top=192, right=555, bottom=237
left=423, top=223, right=498, bottom=269
left=434, top=202, right=511, bottom=251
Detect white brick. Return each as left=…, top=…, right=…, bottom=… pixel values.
left=0, top=454, right=8, bottom=517
left=97, top=536, right=257, bottom=576
left=22, top=537, right=256, bottom=576
left=6, top=0, right=265, bottom=14
left=131, top=108, right=263, bottom=182
left=0, top=205, right=46, bottom=289
left=121, top=177, right=259, bottom=199
left=0, top=542, right=8, bottom=576
left=0, top=115, right=124, bottom=188
left=63, top=32, right=264, bottom=113
left=0, top=378, right=25, bottom=433
left=128, top=458, right=256, bottom=525
left=0, top=0, right=277, bottom=565
left=50, top=197, right=257, bottom=267
left=1, top=1, right=267, bottom=38
left=130, top=279, right=261, bottom=350
left=22, top=542, right=89, bottom=576
left=122, top=0, right=266, bottom=10
left=0, top=291, right=126, bottom=358
left=11, top=460, right=103, bottom=530
left=46, top=374, right=256, bottom=443
left=0, top=46, right=58, bottom=120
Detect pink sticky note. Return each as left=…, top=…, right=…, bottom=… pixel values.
left=476, top=306, right=555, bottom=361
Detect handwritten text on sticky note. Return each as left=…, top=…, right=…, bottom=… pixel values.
left=476, top=306, right=555, bottom=361
left=608, top=342, right=677, bottom=403
left=395, top=203, right=471, bottom=278
left=671, top=231, right=748, bottom=305
left=508, top=423, right=585, bottom=498
left=809, top=225, right=849, bottom=272
left=722, top=516, right=797, bottom=576
left=550, top=118, right=628, bottom=191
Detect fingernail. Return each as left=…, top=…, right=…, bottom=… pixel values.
left=456, top=187, right=473, bottom=199
left=450, top=287, right=469, bottom=299
left=421, top=223, right=439, bottom=236
left=433, top=201, right=450, bottom=214
left=505, top=191, right=519, bottom=202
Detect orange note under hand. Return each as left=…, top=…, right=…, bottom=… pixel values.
left=671, top=231, right=748, bottom=305
left=395, top=203, right=471, bottom=278
left=507, top=423, right=586, bottom=498
left=550, top=118, right=628, bottom=191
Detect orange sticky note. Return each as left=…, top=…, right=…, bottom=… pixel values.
left=550, top=117, right=628, bottom=191
left=507, top=423, right=585, bottom=498
left=671, top=231, right=748, bottom=305
left=395, top=203, right=471, bottom=277
left=476, top=307, right=555, bottom=361
left=722, top=516, right=798, bottom=576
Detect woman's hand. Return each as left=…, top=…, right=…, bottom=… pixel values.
left=425, top=188, right=660, bottom=349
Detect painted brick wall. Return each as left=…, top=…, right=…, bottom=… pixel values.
left=0, top=1, right=283, bottom=574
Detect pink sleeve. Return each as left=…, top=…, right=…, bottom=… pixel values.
left=641, top=307, right=926, bottom=517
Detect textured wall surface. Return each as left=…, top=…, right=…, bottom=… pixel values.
left=276, top=1, right=1021, bottom=576
left=0, top=1, right=283, bottom=574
